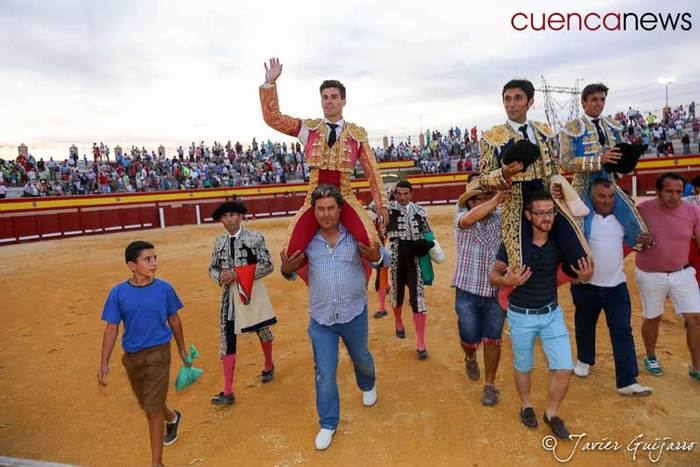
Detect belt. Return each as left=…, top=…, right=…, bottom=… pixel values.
left=509, top=302, right=557, bottom=315
left=664, top=264, right=691, bottom=274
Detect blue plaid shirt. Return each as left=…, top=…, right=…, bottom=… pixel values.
left=286, top=225, right=388, bottom=326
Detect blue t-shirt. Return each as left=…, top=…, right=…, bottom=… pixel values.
left=101, top=278, right=183, bottom=353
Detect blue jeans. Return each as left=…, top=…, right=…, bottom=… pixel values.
left=571, top=283, right=639, bottom=388
left=307, top=308, right=375, bottom=430
left=454, top=288, right=505, bottom=345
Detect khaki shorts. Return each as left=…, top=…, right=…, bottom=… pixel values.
left=121, top=341, right=171, bottom=413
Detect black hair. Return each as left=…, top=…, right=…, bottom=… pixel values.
left=691, top=175, right=700, bottom=188
left=311, top=184, right=345, bottom=207
left=655, top=172, right=686, bottom=191
left=502, top=79, right=535, bottom=100
left=581, top=83, right=609, bottom=102
left=320, top=80, right=346, bottom=99
left=125, top=240, right=154, bottom=263
left=591, top=177, right=613, bottom=190
left=524, top=190, right=553, bottom=210
left=396, top=180, right=413, bottom=191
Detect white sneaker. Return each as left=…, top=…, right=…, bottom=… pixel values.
left=617, top=383, right=653, bottom=397
left=573, top=360, right=591, bottom=377
left=315, top=428, right=335, bottom=450
left=362, top=386, right=378, bottom=407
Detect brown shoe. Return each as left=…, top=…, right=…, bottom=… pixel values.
left=481, top=385, right=499, bottom=406
left=465, top=358, right=480, bottom=381
left=519, top=407, right=537, bottom=428
left=544, top=413, right=571, bottom=439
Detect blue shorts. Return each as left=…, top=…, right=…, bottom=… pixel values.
left=507, top=305, right=573, bottom=373
left=454, top=289, right=505, bottom=346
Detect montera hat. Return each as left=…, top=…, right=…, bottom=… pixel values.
left=212, top=201, right=247, bottom=220
left=603, top=143, right=647, bottom=174
left=501, top=139, right=540, bottom=170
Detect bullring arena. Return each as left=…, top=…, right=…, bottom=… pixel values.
left=1, top=177, right=699, bottom=466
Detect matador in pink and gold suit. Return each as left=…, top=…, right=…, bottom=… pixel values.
left=259, top=67, right=387, bottom=283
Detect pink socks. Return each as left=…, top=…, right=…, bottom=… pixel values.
left=413, top=312, right=427, bottom=351
left=260, top=341, right=274, bottom=372
left=222, top=353, right=237, bottom=396
left=393, top=306, right=404, bottom=331
left=377, top=289, right=387, bottom=312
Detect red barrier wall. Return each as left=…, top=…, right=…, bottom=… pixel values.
left=0, top=182, right=462, bottom=245
left=3, top=157, right=699, bottom=246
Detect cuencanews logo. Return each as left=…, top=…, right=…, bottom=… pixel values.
left=511, top=11, right=692, bottom=31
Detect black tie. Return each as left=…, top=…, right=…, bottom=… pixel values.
left=592, top=118, right=606, bottom=145
left=518, top=124, right=530, bottom=141
left=327, top=123, right=339, bottom=147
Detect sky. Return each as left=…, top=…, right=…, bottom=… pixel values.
left=0, top=0, right=698, bottom=158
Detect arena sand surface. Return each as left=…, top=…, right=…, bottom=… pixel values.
left=0, top=205, right=698, bottom=467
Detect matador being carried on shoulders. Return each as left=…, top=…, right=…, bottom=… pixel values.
left=558, top=82, right=648, bottom=249
left=259, top=58, right=388, bottom=282
left=479, top=79, right=591, bottom=277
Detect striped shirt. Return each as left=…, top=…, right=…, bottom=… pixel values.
left=452, top=206, right=501, bottom=297
left=496, top=240, right=561, bottom=308
left=288, top=225, right=388, bottom=326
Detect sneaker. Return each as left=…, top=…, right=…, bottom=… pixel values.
left=211, top=392, right=235, bottom=406
left=617, top=383, right=653, bottom=396
left=163, top=410, right=181, bottom=446
left=261, top=366, right=275, bottom=383
left=689, top=365, right=700, bottom=381
left=573, top=360, right=592, bottom=378
left=373, top=310, right=388, bottom=319
left=416, top=349, right=428, bottom=360
left=362, top=386, right=378, bottom=407
left=465, top=358, right=480, bottom=381
left=315, top=428, right=336, bottom=450
left=396, top=328, right=406, bottom=339
left=643, top=356, right=663, bottom=376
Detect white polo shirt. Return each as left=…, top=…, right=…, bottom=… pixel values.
left=589, top=213, right=627, bottom=287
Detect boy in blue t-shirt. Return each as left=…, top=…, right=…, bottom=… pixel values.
left=98, top=240, right=189, bottom=467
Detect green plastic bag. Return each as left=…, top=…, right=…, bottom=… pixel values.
left=419, top=232, right=435, bottom=286
left=175, top=344, right=204, bottom=391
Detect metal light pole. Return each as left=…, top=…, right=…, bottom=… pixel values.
left=658, top=77, right=675, bottom=108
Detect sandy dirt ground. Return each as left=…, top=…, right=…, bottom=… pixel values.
left=0, top=205, right=698, bottom=467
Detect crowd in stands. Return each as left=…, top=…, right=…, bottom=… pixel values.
left=3, top=140, right=309, bottom=197
left=615, top=101, right=698, bottom=156
left=2, top=102, right=697, bottom=198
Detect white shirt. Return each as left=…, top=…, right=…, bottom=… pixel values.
left=297, top=118, right=345, bottom=146
left=589, top=213, right=626, bottom=287
left=228, top=227, right=242, bottom=241
left=507, top=119, right=535, bottom=142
